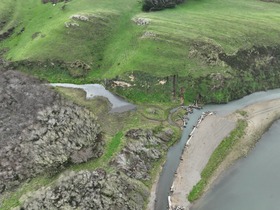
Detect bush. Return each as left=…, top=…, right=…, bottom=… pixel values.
left=142, top=0, right=185, bottom=12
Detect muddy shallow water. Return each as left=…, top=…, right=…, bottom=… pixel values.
left=50, top=83, right=136, bottom=113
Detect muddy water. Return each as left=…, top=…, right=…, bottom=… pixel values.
left=50, top=83, right=136, bottom=113
left=155, top=89, right=280, bottom=210
left=191, top=120, right=280, bottom=210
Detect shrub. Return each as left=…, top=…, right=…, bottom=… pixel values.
left=142, top=0, right=185, bottom=12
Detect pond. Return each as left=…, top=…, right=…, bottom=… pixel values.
left=50, top=83, right=136, bottom=113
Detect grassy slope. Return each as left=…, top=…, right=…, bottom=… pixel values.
left=1, top=0, right=280, bottom=81
left=0, top=1, right=16, bottom=32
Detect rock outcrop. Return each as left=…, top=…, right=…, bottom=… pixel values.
left=16, top=169, right=149, bottom=210
left=0, top=70, right=103, bottom=193
left=111, top=128, right=174, bottom=180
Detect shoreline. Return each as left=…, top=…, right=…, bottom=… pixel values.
left=148, top=98, right=280, bottom=210
left=192, top=98, right=280, bottom=208
left=173, top=98, right=280, bottom=209
left=170, top=114, right=237, bottom=209
left=146, top=169, right=160, bottom=210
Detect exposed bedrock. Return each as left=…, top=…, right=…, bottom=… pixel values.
left=16, top=169, right=149, bottom=210
left=10, top=127, right=172, bottom=210
left=0, top=70, right=103, bottom=193
left=112, top=128, right=174, bottom=180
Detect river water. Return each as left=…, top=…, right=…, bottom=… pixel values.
left=155, top=88, right=280, bottom=210
left=191, top=120, right=280, bottom=210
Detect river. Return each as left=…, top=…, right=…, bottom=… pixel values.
left=155, top=88, right=280, bottom=210
left=191, top=119, right=280, bottom=210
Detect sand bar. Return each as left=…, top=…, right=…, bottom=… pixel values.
left=171, top=98, right=280, bottom=209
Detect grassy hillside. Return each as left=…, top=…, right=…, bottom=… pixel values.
left=1, top=0, right=280, bottom=102
left=1, top=1, right=280, bottom=208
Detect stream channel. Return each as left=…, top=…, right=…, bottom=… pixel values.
left=155, top=88, right=280, bottom=210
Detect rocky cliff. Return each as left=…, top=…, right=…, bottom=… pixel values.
left=13, top=128, right=174, bottom=210
left=0, top=70, right=103, bottom=193
left=16, top=169, right=149, bottom=210
left=112, top=128, right=174, bottom=180
left=0, top=70, right=176, bottom=210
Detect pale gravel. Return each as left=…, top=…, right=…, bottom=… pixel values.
left=170, top=115, right=236, bottom=209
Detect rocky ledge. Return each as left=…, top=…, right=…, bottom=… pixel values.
left=15, top=169, right=149, bottom=210
left=9, top=127, right=174, bottom=210
left=0, top=70, right=103, bottom=193
left=111, top=128, right=174, bottom=180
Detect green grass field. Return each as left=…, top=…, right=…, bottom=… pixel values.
left=1, top=0, right=280, bottom=81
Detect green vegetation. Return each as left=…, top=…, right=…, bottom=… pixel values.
left=171, top=107, right=187, bottom=124
left=138, top=105, right=168, bottom=121
left=1, top=0, right=280, bottom=103
left=236, top=110, right=248, bottom=117
left=188, top=120, right=247, bottom=202
left=0, top=174, right=59, bottom=210
left=54, top=86, right=181, bottom=181
left=71, top=131, right=124, bottom=172
left=1, top=0, right=280, bottom=79
left=0, top=86, right=180, bottom=210
left=54, top=87, right=169, bottom=134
